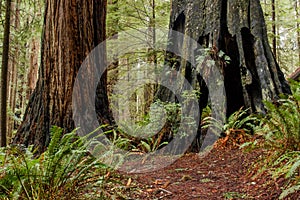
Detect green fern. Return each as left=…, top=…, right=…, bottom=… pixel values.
left=255, top=81, right=300, bottom=198
left=0, top=126, right=112, bottom=200
left=287, top=158, right=300, bottom=178
left=261, top=81, right=300, bottom=151
left=202, top=108, right=259, bottom=136
left=279, top=184, right=300, bottom=200
left=270, top=151, right=300, bottom=179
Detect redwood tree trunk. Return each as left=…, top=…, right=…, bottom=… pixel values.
left=27, top=38, right=39, bottom=99
left=8, top=0, right=20, bottom=140
left=13, top=0, right=113, bottom=153
left=0, top=0, right=12, bottom=147
left=163, top=0, right=290, bottom=113
left=157, top=0, right=291, bottom=151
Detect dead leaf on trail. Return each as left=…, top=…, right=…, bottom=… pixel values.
left=104, top=171, right=110, bottom=179
left=153, top=179, right=164, bottom=185
left=162, top=181, right=171, bottom=188
left=126, top=177, right=132, bottom=187
left=146, top=188, right=155, bottom=192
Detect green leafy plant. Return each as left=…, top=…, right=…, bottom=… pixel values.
left=279, top=184, right=300, bottom=200
left=223, top=192, right=249, bottom=199
left=244, top=81, right=300, bottom=199
left=0, top=126, right=111, bottom=200
left=262, top=83, right=300, bottom=151
left=115, top=100, right=180, bottom=153
left=140, top=138, right=168, bottom=153
left=202, top=108, right=260, bottom=146
left=271, top=151, right=300, bottom=179
left=271, top=151, right=300, bottom=199
left=201, top=105, right=211, bottom=120
left=264, top=81, right=300, bottom=198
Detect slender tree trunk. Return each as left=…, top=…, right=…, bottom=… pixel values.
left=1, top=0, right=12, bottom=147
left=7, top=57, right=17, bottom=140
left=296, top=0, right=300, bottom=65
left=8, top=0, right=20, bottom=140
left=107, top=0, right=119, bottom=121
left=18, top=74, right=26, bottom=114
left=13, top=0, right=113, bottom=153
left=276, top=9, right=281, bottom=67
left=151, top=0, right=157, bottom=69
left=0, top=0, right=3, bottom=18
left=271, top=0, right=277, bottom=58
left=145, top=0, right=157, bottom=113
left=7, top=1, right=14, bottom=140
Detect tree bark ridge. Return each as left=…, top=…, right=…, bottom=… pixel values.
left=14, top=0, right=112, bottom=153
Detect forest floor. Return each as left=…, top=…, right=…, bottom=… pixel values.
left=107, top=138, right=300, bottom=200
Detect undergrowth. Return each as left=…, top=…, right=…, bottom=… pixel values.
left=202, top=108, right=259, bottom=147
left=203, top=81, right=299, bottom=198
left=241, top=80, right=300, bottom=199
left=0, top=126, right=111, bottom=200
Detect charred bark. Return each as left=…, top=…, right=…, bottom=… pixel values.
left=13, top=0, right=113, bottom=153
left=157, top=0, right=291, bottom=152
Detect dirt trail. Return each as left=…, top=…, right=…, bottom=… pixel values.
left=119, top=143, right=299, bottom=200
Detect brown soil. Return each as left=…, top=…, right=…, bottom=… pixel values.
left=110, top=140, right=299, bottom=200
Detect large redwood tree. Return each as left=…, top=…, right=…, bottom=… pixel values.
left=13, top=0, right=113, bottom=153
left=156, top=0, right=291, bottom=151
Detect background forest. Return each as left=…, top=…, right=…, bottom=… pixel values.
left=0, top=0, right=299, bottom=142
left=0, top=0, right=299, bottom=140
left=0, top=0, right=299, bottom=199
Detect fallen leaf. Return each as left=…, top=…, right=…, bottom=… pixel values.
left=126, top=178, right=132, bottom=187
left=162, top=181, right=171, bottom=188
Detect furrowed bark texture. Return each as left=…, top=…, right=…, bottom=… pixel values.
left=13, top=0, right=113, bottom=153
left=156, top=0, right=291, bottom=151
left=160, top=0, right=290, bottom=114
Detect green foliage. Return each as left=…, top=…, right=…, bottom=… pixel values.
left=201, top=105, right=211, bottom=120
left=116, top=100, right=181, bottom=152
left=202, top=108, right=259, bottom=137
left=261, top=0, right=299, bottom=74
left=111, top=95, right=200, bottom=153
left=263, top=81, right=300, bottom=198
left=242, top=81, right=300, bottom=198
left=107, top=0, right=170, bottom=35
left=223, top=192, right=249, bottom=199
left=92, top=129, right=133, bottom=169
left=158, top=100, right=181, bottom=128
left=0, top=126, right=110, bottom=200
left=271, top=151, right=300, bottom=179
left=261, top=81, right=300, bottom=151
left=140, top=138, right=168, bottom=153
left=279, top=184, right=300, bottom=199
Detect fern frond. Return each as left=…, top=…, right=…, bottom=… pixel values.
left=287, top=158, right=300, bottom=178
left=279, top=184, right=300, bottom=200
